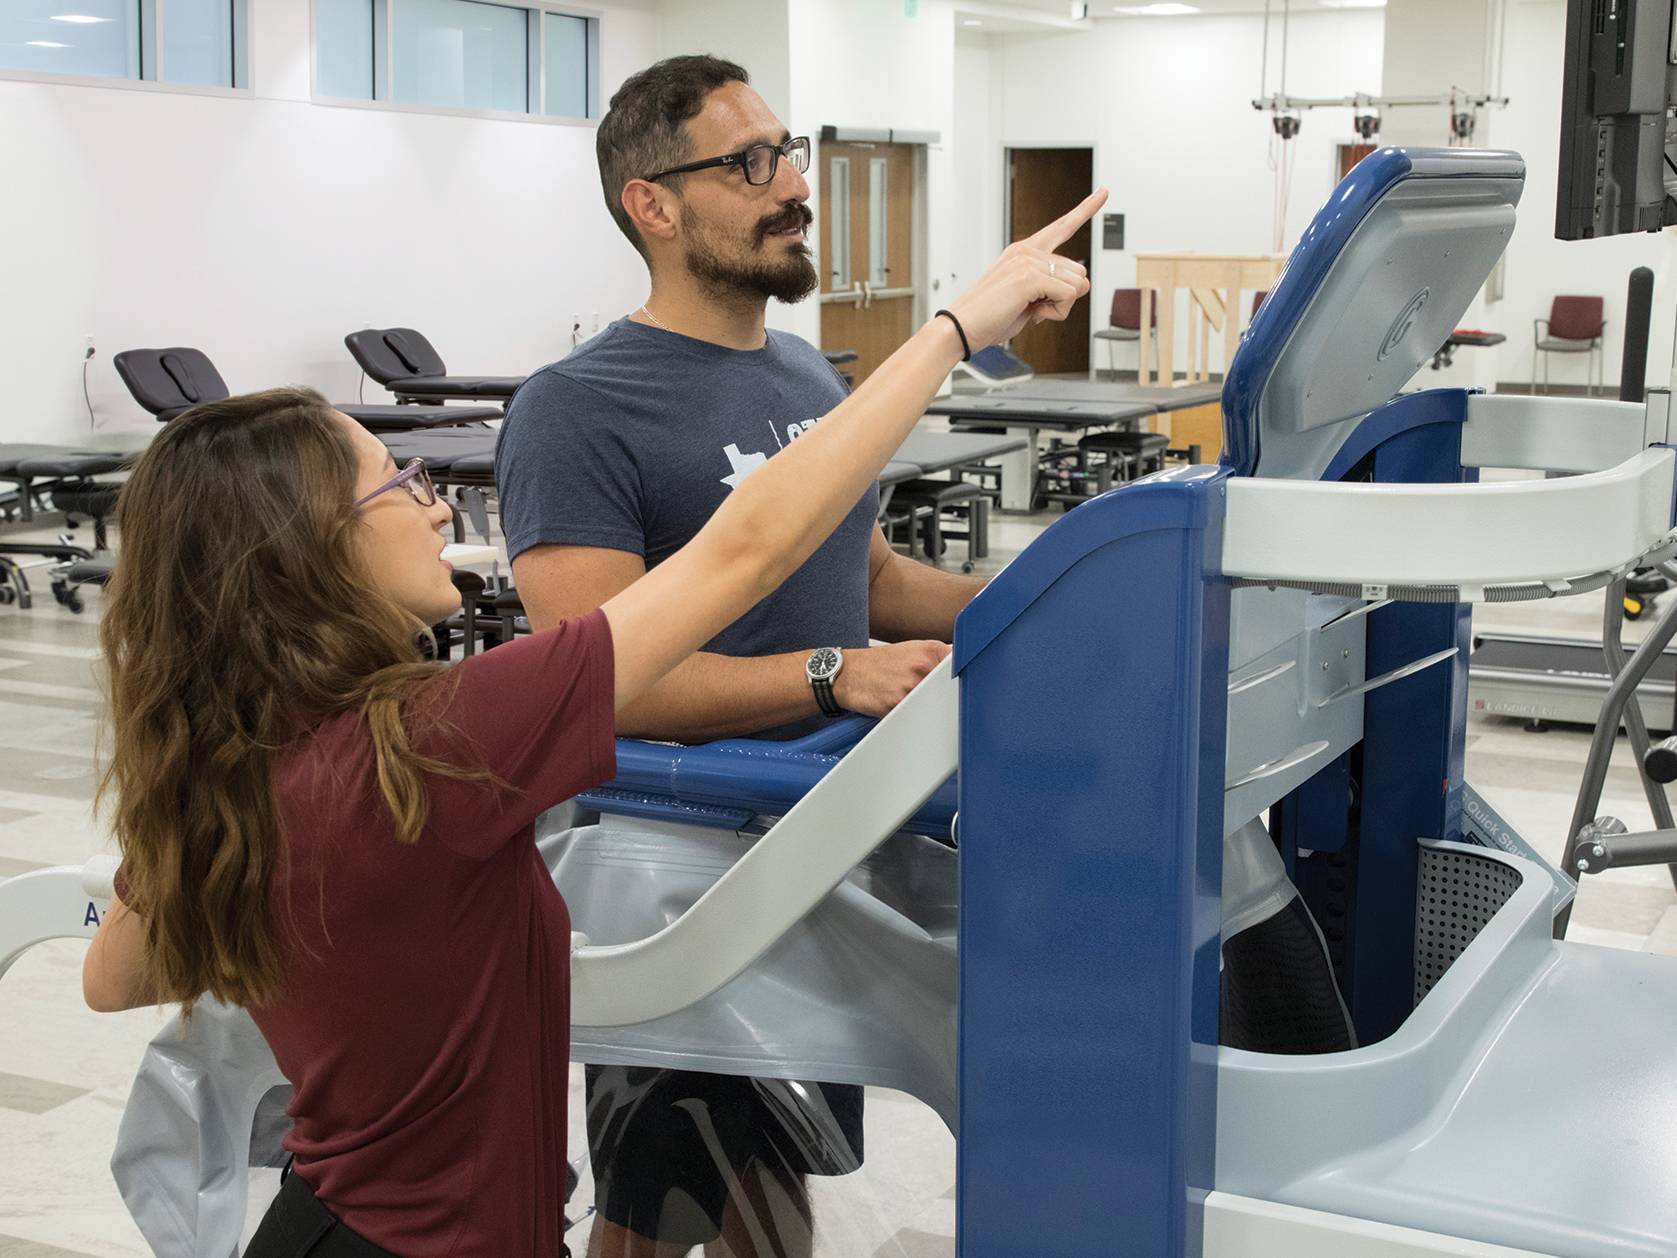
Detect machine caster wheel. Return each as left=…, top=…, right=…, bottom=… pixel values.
left=0, top=586, right=13, bottom=606
left=962, top=561, right=975, bottom=574
left=52, top=582, right=84, bottom=614
left=1625, top=594, right=1647, bottom=621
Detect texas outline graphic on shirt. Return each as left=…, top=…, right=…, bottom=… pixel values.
left=720, top=442, right=768, bottom=489
left=719, top=417, right=825, bottom=490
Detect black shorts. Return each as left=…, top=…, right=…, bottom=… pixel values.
left=245, top=1166, right=405, bottom=1258
left=584, top=1065, right=864, bottom=1245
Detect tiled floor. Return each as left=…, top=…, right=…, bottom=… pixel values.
left=0, top=461, right=1672, bottom=1256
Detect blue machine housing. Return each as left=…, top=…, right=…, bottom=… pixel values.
left=952, top=147, right=1523, bottom=1255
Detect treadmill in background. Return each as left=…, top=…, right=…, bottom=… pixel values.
left=1467, top=266, right=1675, bottom=732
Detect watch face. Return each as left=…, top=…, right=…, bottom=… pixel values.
left=808, top=647, right=841, bottom=681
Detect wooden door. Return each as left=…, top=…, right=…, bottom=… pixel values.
left=819, top=140, right=918, bottom=385
left=1339, top=143, right=1377, bottom=180
left=1008, top=147, right=1093, bottom=375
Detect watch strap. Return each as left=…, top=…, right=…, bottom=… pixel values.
left=811, top=673, right=844, bottom=718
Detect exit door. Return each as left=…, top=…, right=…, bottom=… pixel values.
left=819, top=140, right=919, bottom=385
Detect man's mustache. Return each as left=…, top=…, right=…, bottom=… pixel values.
left=757, top=203, right=814, bottom=243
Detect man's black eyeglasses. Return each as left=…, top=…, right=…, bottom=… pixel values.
left=646, top=136, right=811, bottom=188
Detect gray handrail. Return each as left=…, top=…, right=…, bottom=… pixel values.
left=1564, top=588, right=1677, bottom=915
left=1599, top=577, right=1675, bottom=834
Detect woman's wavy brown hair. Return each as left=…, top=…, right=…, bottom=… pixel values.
left=99, top=388, right=483, bottom=1017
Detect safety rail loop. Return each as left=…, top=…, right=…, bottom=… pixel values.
left=570, top=657, right=958, bottom=1028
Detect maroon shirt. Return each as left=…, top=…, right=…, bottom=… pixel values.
left=249, top=611, right=615, bottom=1256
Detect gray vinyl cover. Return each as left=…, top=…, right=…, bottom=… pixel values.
left=107, top=812, right=1304, bottom=1253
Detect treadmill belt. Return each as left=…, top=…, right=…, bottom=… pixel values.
left=1473, top=637, right=1677, bottom=683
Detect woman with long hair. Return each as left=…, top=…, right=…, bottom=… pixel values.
left=81, top=192, right=1101, bottom=1257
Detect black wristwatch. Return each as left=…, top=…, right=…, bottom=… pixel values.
left=806, top=646, right=845, bottom=718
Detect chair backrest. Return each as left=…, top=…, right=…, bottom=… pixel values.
left=112, top=348, right=232, bottom=419
left=344, top=328, right=448, bottom=384
left=1110, top=288, right=1157, bottom=331
left=1549, top=295, right=1604, bottom=341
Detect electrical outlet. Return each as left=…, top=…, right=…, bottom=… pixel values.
left=83, top=334, right=96, bottom=359
left=592, top=311, right=600, bottom=334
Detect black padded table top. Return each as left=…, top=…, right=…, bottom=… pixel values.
left=447, top=452, right=497, bottom=478
left=378, top=431, right=497, bottom=472
left=928, top=396, right=1157, bottom=431
left=1445, top=330, right=1507, bottom=348
left=0, top=443, right=143, bottom=476
left=0, top=444, right=96, bottom=474
left=15, top=452, right=131, bottom=476
left=881, top=460, right=921, bottom=486
left=339, top=405, right=500, bottom=433
left=387, top=376, right=525, bottom=400
left=895, top=431, right=1026, bottom=472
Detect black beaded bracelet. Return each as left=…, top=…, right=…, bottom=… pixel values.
left=934, top=308, right=972, bottom=361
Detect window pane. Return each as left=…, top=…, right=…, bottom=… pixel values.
left=393, top=0, right=527, bottom=114
left=0, top=0, right=136, bottom=80
left=869, top=158, right=888, bottom=287
left=829, top=158, right=851, bottom=290
left=317, top=0, right=374, bottom=99
left=164, top=0, right=235, bottom=87
left=542, top=11, right=586, bottom=118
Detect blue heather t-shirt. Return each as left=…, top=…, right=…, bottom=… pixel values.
left=496, top=319, right=877, bottom=732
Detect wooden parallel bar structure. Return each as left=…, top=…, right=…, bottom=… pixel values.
left=1136, top=253, right=1286, bottom=387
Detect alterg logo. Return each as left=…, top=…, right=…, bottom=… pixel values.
left=1378, top=287, right=1431, bottom=361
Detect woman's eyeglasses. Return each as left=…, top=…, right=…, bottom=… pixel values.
left=354, top=458, right=437, bottom=509
left=645, top=136, right=811, bottom=188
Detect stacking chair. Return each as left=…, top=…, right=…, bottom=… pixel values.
left=1532, top=295, right=1606, bottom=395
left=1091, top=288, right=1154, bottom=373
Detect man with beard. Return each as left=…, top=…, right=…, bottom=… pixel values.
left=495, top=54, right=987, bottom=1258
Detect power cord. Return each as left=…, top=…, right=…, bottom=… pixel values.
left=83, top=345, right=96, bottom=428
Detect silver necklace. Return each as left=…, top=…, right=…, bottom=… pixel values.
left=639, top=304, right=669, bottom=331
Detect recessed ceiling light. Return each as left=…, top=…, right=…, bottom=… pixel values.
left=1114, top=3, right=1200, bottom=14
left=51, top=13, right=114, bottom=21
left=27, top=40, right=71, bottom=47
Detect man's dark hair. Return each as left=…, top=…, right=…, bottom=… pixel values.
left=596, top=54, right=750, bottom=260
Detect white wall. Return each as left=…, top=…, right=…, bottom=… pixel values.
left=784, top=0, right=957, bottom=347
left=952, top=31, right=1001, bottom=303
left=1379, top=0, right=1492, bottom=148
left=1, top=0, right=656, bottom=443
left=653, top=0, right=789, bottom=122
left=981, top=10, right=1385, bottom=374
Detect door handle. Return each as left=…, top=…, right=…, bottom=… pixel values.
left=859, top=280, right=873, bottom=309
